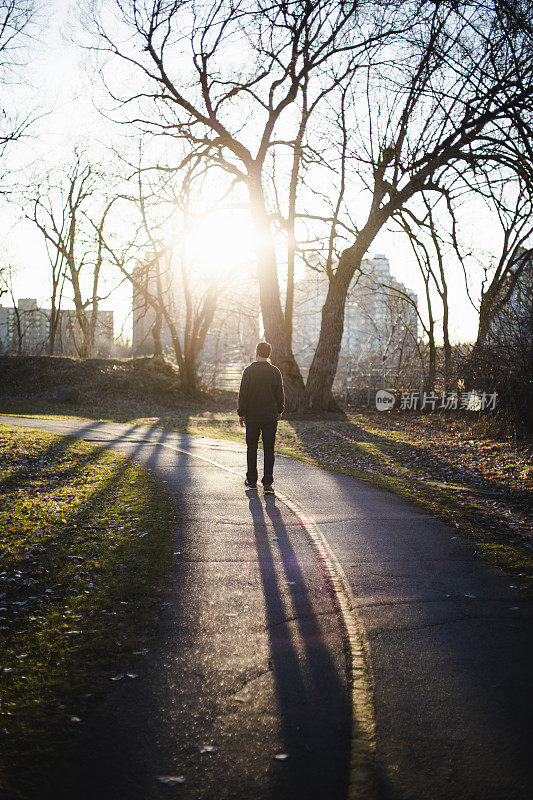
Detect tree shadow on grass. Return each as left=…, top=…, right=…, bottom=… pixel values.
left=285, top=415, right=531, bottom=507
left=0, top=419, right=106, bottom=493
left=48, top=432, right=194, bottom=800
left=0, top=424, right=178, bottom=800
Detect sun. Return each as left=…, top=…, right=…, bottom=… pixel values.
left=185, top=209, right=255, bottom=282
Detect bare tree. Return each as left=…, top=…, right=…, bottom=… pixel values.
left=0, top=261, right=22, bottom=352
left=24, top=196, right=67, bottom=354
left=81, top=0, right=389, bottom=408
left=305, top=0, right=533, bottom=408
left=0, top=0, right=40, bottom=184
left=469, top=253, right=533, bottom=434
left=45, top=245, right=67, bottom=355
left=83, top=0, right=533, bottom=409
left=124, top=246, right=219, bottom=394
left=469, top=188, right=533, bottom=361
left=25, top=152, right=113, bottom=358
left=96, top=161, right=222, bottom=394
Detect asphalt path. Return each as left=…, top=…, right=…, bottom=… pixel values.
left=1, top=416, right=531, bottom=800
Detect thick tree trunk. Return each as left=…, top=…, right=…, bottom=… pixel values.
left=247, top=172, right=307, bottom=411
left=182, top=358, right=198, bottom=394
left=463, top=290, right=495, bottom=388
left=305, top=266, right=353, bottom=411
left=306, top=218, right=382, bottom=410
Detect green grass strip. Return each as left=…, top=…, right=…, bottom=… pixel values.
left=0, top=426, right=175, bottom=798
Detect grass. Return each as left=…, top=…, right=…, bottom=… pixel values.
left=0, top=425, right=176, bottom=799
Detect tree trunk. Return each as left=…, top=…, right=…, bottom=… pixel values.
left=463, top=289, right=495, bottom=388
left=152, top=311, right=163, bottom=356
left=423, top=274, right=436, bottom=395
left=305, top=266, right=353, bottom=411
left=49, top=309, right=58, bottom=355
left=48, top=270, right=64, bottom=356
left=439, top=274, right=451, bottom=391
left=182, top=358, right=198, bottom=394
left=427, top=333, right=437, bottom=395
left=306, top=217, right=382, bottom=410
left=442, top=307, right=451, bottom=391
left=247, top=171, right=307, bottom=411
left=68, top=262, right=92, bottom=358
left=14, top=308, right=23, bottom=355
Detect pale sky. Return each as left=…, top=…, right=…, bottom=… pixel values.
left=2, top=0, right=502, bottom=346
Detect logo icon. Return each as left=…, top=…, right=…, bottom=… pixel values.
left=375, top=389, right=395, bottom=411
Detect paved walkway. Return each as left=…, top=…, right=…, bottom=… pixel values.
left=1, top=416, right=531, bottom=800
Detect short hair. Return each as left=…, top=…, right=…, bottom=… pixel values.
left=256, top=341, right=272, bottom=358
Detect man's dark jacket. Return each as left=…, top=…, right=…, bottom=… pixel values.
left=237, top=361, right=285, bottom=422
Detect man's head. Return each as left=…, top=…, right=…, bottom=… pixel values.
left=256, top=341, right=272, bottom=360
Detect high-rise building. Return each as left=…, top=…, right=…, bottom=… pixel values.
left=0, top=299, right=114, bottom=356
left=344, top=254, right=418, bottom=364
left=0, top=299, right=49, bottom=355
left=486, top=248, right=533, bottom=346
left=293, top=254, right=418, bottom=384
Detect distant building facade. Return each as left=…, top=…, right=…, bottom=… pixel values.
left=0, top=298, right=114, bottom=357
left=486, top=248, right=533, bottom=347
left=0, top=299, right=48, bottom=355
left=293, top=254, right=418, bottom=387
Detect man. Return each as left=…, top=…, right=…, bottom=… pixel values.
left=238, top=341, right=284, bottom=494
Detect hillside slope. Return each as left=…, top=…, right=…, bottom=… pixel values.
left=0, top=356, right=236, bottom=418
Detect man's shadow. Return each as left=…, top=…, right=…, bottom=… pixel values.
left=246, top=490, right=351, bottom=800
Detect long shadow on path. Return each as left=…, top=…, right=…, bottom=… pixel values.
left=248, top=491, right=351, bottom=800
left=45, top=424, right=191, bottom=800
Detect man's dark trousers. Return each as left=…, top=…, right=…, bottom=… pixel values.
left=245, top=419, right=277, bottom=486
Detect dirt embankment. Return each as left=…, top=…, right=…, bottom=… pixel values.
left=0, top=355, right=236, bottom=419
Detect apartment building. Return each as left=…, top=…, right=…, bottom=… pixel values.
left=293, top=254, right=418, bottom=383
left=0, top=299, right=114, bottom=356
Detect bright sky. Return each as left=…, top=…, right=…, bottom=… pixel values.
left=2, top=0, right=502, bottom=346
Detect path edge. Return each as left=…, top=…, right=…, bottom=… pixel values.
left=275, top=490, right=377, bottom=800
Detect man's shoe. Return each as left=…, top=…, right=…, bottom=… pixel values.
left=245, top=479, right=257, bottom=489
left=263, top=484, right=275, bottom=495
